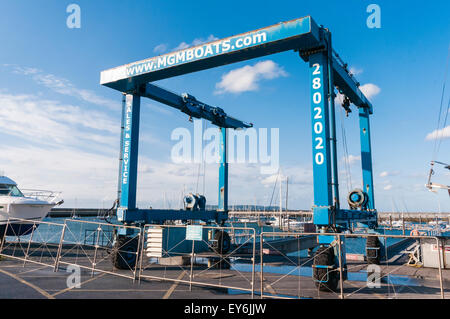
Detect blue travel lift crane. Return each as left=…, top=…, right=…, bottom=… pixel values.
left=110, top=84, right=252, bottom=269
left=101, top=16, right=380, bottom=290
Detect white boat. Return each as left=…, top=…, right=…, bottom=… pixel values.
left=237, top=217, right=259, bottom=223
left=0, top=176, right=63, bottom=237
left=267, top=216, right=309, bottom=229
left=391, top=220, right=403, bottom=228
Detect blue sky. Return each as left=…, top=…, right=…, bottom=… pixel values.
left=0, top=0, right=449, bottom=212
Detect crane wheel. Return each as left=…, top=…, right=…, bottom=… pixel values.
left=0, top=225, right=5, bottom=249
left=313, top=246, right=339, bottom=292
left=212, top=230, right=231, bottom=255
left=112, top=236, right=139, bottom=270
left=366, top=236, right=381, bottom=265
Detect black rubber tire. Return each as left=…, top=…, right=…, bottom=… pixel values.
left=0, top=225, right=5, bottom=249
left=213, top=230, right=231, bottom=255
left=313, top=246, right=339, bottom=292
left=366, top=236, right=381, bottom=265
left=111, top=236, right=139, bottom=270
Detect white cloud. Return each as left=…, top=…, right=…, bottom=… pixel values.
left=173, top=35, right=219, bottom=51
left=11, top=66, right=40, bottom=75
left=349, top=66, right=363, bottom=76
left=215, top=60, right=288, bottom=94
left=380, top=170, right=400, bottom=177
left=193, top=35, right=218, bottom=45
left=0, top=92, right=117, bottom=149
left=33, top=73, right=118, bottom=109
left=359, top=83, right=381, bottom=100
left=173, top=42, right=190, bottom=51
left=426, top=125, right=450, bottom=141
left=6, top=65, right=118, bottom=109
left=383, top=184, right=393, bottom=190
left=261, top=174, right=283, bottom=186
left=153, top=43, right=168, bottom=54
left=0, top=145, right=118, bottom=206
left=341, top=154, right=361, bottom=165
left=260, top=167, right=312, bottom=188
left=334, top=83, right=380, bottom=106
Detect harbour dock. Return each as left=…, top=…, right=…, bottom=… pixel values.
left=1, top=217, right=449, bottom=299
left=0, top=241, right=449, bottom=299
left=48, top=208, right=450, bottom=223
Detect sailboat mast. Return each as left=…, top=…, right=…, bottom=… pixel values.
left=279, top=172, right=282, bottom=228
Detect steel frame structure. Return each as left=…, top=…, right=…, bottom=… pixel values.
left=100, top=16, right=378, bottom=278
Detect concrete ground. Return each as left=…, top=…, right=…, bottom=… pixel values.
left=1, top=239, right=449, bottom=299
left=0, top=257, right=253, bottom=299
left=1, top=252, right=449, bottom=299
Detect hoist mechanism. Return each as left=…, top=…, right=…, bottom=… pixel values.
left=341, top=95, right=352, bottom=117
left=180, top=93, right=253, bottom=128
left=101, top=15, right=379, bottom=288
left=184, top=193, right=207, bottom=211
left=139, top=83, right=253, bottom=129
left=347, top=188, right=369, bottom=209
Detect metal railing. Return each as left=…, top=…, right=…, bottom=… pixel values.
left=258, top=231, right=448, bottom=299
left=83, top=229, right=113, bottom=246
left=20, top=189, right=62, bottom=202
left=1, top=218, right=448, bottom=299
left=0, top=217, right=65, bottom=269
left=56, top=219, right=142, bottom=280
left=138, top=224, right=256, bottom=297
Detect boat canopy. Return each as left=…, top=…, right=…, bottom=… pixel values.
left=0, top=176, right=24, bottom=197
left=0, top=176, right=17, bottom=185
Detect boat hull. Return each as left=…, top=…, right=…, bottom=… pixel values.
left=0, top=222, right=36, bottom=237
left=0, top=200, right=56, bottom=236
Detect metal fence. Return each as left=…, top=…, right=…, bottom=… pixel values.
left=0, top=218, right=142, bottom=280
left=0, top=217, right=65, bottom=270
left=138, top=224, right=256, bottom=296
left=1, top=218, right=449, bottom=299
left=258, top=231, right=448, bottom=299
left=56, top=219, right=142, bottom=280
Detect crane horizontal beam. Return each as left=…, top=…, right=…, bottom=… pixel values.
left=139, top=83, right=252, bottom=129
left=332, top=57, right=373, bottom=113
left=101, top=16, right=373, bottom=114
left=118, top=209, right=228, bottom=224
left=100, top=16, right=321, bottom=91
